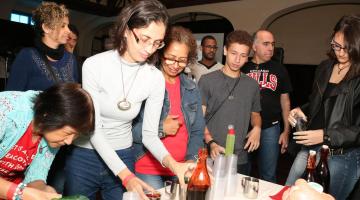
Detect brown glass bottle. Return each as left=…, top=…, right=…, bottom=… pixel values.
left=186, top=148, right=211, bottom=200
left=301, top=150, right=317, bottom=182
left=315, top=145, right=330, bottom=193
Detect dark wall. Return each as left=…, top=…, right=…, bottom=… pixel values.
left=285, top=64, right=316, bottom=108
left=0, top=19, right=34, bottom=90
left=0, top=19, right=34, bottom=56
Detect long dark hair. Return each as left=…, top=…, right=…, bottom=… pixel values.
left=33, top=83, right=94, bottom=135
left=328, top=14, right=360, bottom=80
left=112, top=0, right=169, bottom=64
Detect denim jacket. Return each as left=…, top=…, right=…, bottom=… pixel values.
left=0, top=91, right=58, bottom=184
left=133, top=73, right=205, bottom=162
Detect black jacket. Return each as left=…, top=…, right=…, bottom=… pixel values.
left=301, top=59, right=360, bottom=149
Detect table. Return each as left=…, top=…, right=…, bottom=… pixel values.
left=159, top=174, right=285, bottom=200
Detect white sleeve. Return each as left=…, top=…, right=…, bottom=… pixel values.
left=141, top=72, right=170, bottom=163
left=82, top=58, right=127, bottom=175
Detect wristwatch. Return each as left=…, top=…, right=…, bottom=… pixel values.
left=323, top=134, right=331, bottom=144
left=207, top=139, right=217, bottom=148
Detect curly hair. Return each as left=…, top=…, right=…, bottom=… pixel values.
left=32, top=2, right=69, bottom=37
left=160, top=26, right=198, bottom=65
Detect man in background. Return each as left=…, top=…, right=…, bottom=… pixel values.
left=65, top=24, right=83, bottom=83
left=65, top=24, right=79, bottom=53
left=190, top=35, right=223, bottom=81
left=241, top=30, right=292, bottom=183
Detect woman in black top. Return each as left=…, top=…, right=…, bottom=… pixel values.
left=286, top=14, right=360, bottom=200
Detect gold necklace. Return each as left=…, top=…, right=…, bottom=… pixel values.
left=337, top=63, right=350, bottom=75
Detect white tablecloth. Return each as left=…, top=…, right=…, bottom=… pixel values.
left=159, top=174, right=285, bottom=200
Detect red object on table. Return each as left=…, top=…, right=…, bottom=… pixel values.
left=269, top=186, right=290, bottom=200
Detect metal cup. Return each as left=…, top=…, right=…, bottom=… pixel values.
left=295, top=117, right=307, bottom=132
left=242, top=177, right=259, bottom=199
left=164, top=179, right=187, bottom=200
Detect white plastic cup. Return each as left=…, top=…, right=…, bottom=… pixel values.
left=225, top=154, right=238, bottom=175
left=213, top=154, right=226, bottom=178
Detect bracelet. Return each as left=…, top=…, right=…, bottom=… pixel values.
left=12, top=182, right=27, bottom=200
left=122, top=173, right=136, bottom=188
left=6, top=183, right=17, bottom=200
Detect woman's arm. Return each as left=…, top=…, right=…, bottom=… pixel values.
left=0, top=178, right=60, bottom=200
left=141, top=72, right=169, bottom=163
left=82, top=58, right=127, bottom=175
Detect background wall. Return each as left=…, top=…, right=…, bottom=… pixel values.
left=267, top=4, right=360, bottom=64
left=0, top=0, right=359, bottom=64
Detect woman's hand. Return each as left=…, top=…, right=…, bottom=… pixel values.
left=22, top=187, right=61, bottom=200
left=163, top=156, right=195, bottom=187
left=293, top=129, right=324, bottom=146
left=125, top=177, right=154, bottom=200
left=163, top=115, right=182, bottom=136
left=282, top=179, right=335, bottom=200
left=289, top=108, right=307, bottom=127
left=119, top=169, right=154, bottom=200
left=27, top=181, right=57, bottom=193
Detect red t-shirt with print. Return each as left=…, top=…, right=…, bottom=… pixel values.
left=0, top=124, right=41, bottom=184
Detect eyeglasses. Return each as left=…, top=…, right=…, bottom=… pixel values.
left=331, top=41, right=348, bottom=53
left=163, top=57, right=188, bottom=67
left=131, top=29, right=165, bottom=49
left=203, top=45, right=218, bottom=50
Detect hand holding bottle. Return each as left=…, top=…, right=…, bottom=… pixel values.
left=288, top=108, right=307, bottom=128
left=163, top=155, right=195, bottom=187
left=293, top=129, right=324, bottom=146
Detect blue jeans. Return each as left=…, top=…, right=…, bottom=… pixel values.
left=286, top=147, right=360, bottom=200
left=258, top=124, right=280, bottom=183
left=136, top=173, right=177, bottom=190
left=47, top=146, right=68, bottom=193
left=64, top=146, right=135, bottom=200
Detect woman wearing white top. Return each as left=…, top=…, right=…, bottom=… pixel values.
left=64, top=1, right=191, bottom=199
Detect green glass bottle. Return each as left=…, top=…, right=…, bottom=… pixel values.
left=225, top=124, right=235, bottom=156
left=52, top=195, right=89, bottom=200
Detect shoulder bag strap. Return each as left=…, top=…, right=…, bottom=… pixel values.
left=205, top=76, right=241, bottom=124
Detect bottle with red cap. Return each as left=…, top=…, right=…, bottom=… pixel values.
left=225, top=124, right=235, bottom=156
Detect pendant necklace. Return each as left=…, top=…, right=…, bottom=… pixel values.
left=222, top=68, right=239, bottom=100
left=337, top=63, right=350, bottom=75
left=117, top=64, right=140, bottom=111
